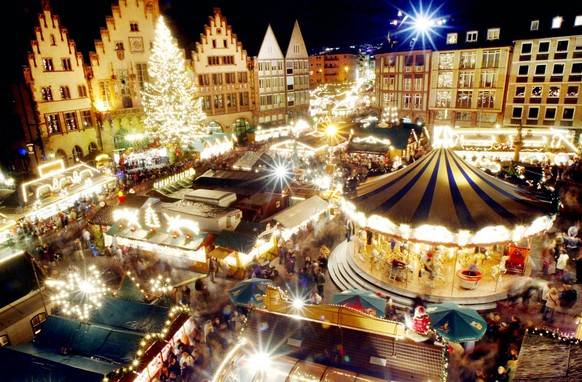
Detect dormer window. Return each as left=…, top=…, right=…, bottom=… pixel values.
left=446, top=33, right=457, bottom=44
left=487, top=28, right=500, bottom=41
left=130, top=22, right=139, bottom=32
left=530, top=20, right=539, bottom=31
left=551, top=16, right=563, bottom=29
left=466, top=31, right=478, bottom=43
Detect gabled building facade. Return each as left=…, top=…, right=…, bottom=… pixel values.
left=88, top=0, right=160, bottom=153
left=23, top=2, right=97, bottom=166
left=254, top=25, right=286, bottom=128
left=191, top=8, right=253, bottom=138
left=283, top=21, right=310, bottom=124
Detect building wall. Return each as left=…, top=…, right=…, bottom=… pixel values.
left=191, top=8, right=253, bottom=136
left=309, top=52, right=358, bottom=85
left=428, top=45, right=511, bottom=129
left=504, top=35, right=582, bottom=133
left=375, top=50, right=431, bottom=125
left=88, top=0, right=160, bottom=154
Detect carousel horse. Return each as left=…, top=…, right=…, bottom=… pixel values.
left=490, top=255, right=509, bottom=281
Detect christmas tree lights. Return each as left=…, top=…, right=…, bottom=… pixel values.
left=142, top=16, right=206, bottom=148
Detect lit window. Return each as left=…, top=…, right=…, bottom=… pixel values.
left=551, top=16, right=563, bottom=29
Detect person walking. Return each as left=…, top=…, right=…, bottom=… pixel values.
left=556, top=250, right=569, bottom=280
left=542, top=286, right=559, bottom=323
left=81, top=228, right=91, bottom=249
left=315, top=267, right=326, bottom=299
left=208, top=256, right=221, bottom=282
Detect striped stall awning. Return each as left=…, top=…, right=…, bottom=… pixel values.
left=350, top=148, right=557, bottom=233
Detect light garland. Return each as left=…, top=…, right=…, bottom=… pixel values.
left=527, top=327, right=581, bottom=345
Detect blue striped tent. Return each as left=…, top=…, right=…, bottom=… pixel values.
left=348, top=148, right=557, bottom=245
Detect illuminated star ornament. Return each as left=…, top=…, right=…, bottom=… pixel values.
left=47, top=265, right=109, bottom=321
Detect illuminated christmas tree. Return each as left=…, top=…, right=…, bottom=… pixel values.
left=142, top=16, right=206, bottom=148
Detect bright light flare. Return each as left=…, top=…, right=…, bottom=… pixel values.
left=149, top=274, right=172, bottom=295
left=393, top=1, right=448, bottom=49
left=247, top=352, right=271, bottom=371
left=48, top=265, right=109, bottom=321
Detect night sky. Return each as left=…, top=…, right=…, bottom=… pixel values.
left=4, top=0, right=581, bottom=81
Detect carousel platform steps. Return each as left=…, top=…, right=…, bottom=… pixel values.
left=328, top=241, right=498, bottom=313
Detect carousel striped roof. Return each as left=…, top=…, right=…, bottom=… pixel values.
left=350, top=148, right=557, bottom=234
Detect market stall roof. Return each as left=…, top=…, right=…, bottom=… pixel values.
left=213, top=229, right=257, bottom=254
left=265, top=195, right=329, bottom=229
left=231, top=151, right=275, bottom=171
left=345, top=148, right=557, bottom=246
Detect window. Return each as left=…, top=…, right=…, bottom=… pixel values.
left=460, top=51, right=476, bottom=69
left=456, top=112, right=472, bottom=121
left=136, top=63, right=148, bottom=90
left=43, top=58, right=54, bottom=71
left=402, top=94, right=411, bottom=109
left=239, top=92, right=249, bottom=106
left=437, top=72, right=453, bottom=88
left=60, top=86, right=71, bottom=100
left=77, top=85, right=87, bottom=97
left=478, top=91, right=495, bottom=108
left=530, top=20, right=539, bottom=31
left=572, top=62, right=582, bottom=74
left=552, top=64, right=564, bottom=75
left=98, top=81, right=112, bottom=109
left=31, top=313, right=47, bottom=335
left=225, top=73, right=236, bottom=84
left=531, top=86, right=543, bottom=97
left=548, top=86, right=560, bottom=97
left=226, top=93, right=237, bottom=107
left=567, top=85, right=579, bottom=97
left=50, top=35, right=56, bottom=45
left=202, top=95, right=211, bottom=110
left=46, top=114, right=61, bottom=135
left=198, top=74, right=210, bottom=86
left=287, top=93, right=295, bottom=107
left=415, top=55, right=425, bottom=66
left=446, top=33, right=458, bottom=44
left=545, top=108, right=557, bottom=120
left=212, top=73, right=223, bottom=85
left=481, top=71, right=496, bottom=87
left=438, top=53, right=454, bottom=69
left=115, top=42, right=124, bottom=51
left=466, top=31, right=478, bottom=42
left=527, top=107, right=539, bottom=119
left=458, top=72, right=474, bottom=88
left=576, top=16, right=582, bottom=27
left=487, top=28, right=500, bottom=41
left=208, top=56, right=220, bottom=65
left=403, top=77, right=412, bottom=91
left=413, top=76, right=423, bottom=91
left=518, top=65, right=529, bottom=76
left=534, top=64, right=546, bottom=75
left=64, top=112, right=78, bottom=130
left=552, top=16, right=563, bottom=29
left=538, top=41, right=550, bottom=53
left=237, top=72, right=247, bottom=83
left=521, top=43, right=532, bottom=54
left=515, top=86, right=525, bottom=97
left=213, top=94, right=224, bottom=108
left=222, top=56, right=234, bottom=65
left=482, top=50, right=500, bottom=68
left=41, top=87, right=53, bottom=101
left=286, top=76, right=294, bottom=90
left=130, top=22, right=139, bottom=32
left=457, top=90, right=472, bottom=108
left=81, top=110, right=92, bottom=127
left=556, top=40, right=569, bottom=51
left=413, top=94, right=422, bottom=109
left=0, top=335, right=9, bottom=347
left=72, top=146, right=82, bottom=161
left=61, top=58, right=72, bottom=71
left=562, top=107, right=575, bottom=120
left=512, top=106, right=523, bottom=119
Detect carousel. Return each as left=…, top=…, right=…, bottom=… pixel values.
left=338, top=147, right=559, bottom=308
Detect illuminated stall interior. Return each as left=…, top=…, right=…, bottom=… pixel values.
left=19, top=159, right=116, bottom=221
